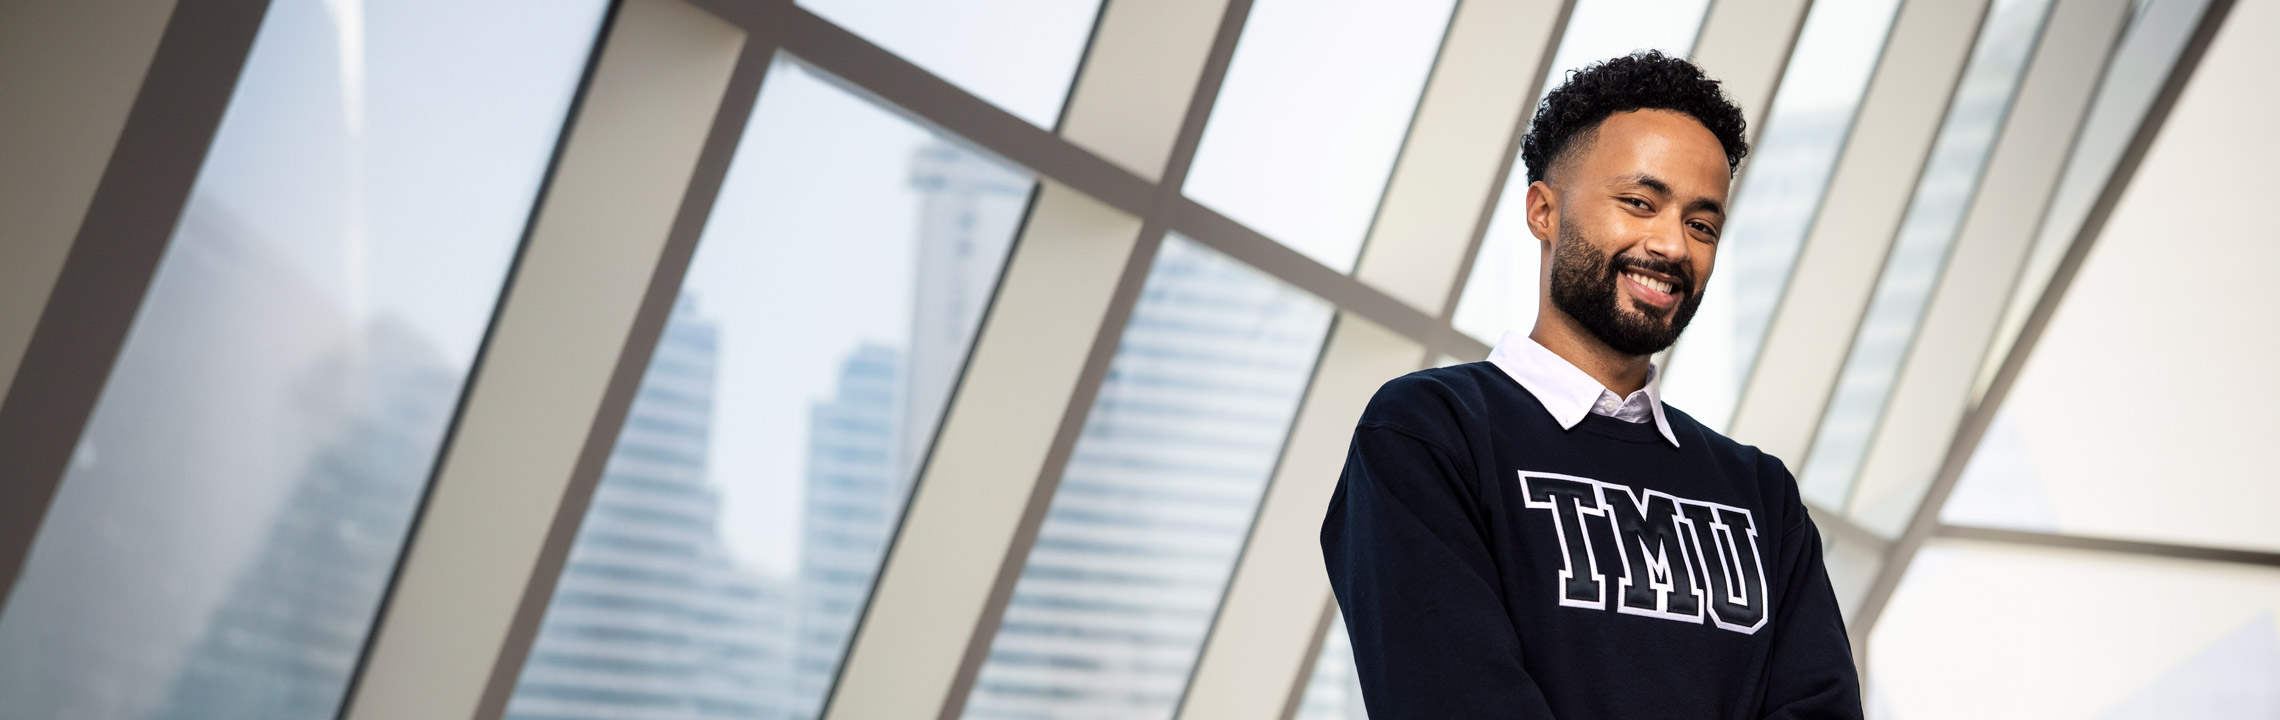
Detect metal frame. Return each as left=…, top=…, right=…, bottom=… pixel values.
left=0, top=0, right=272, bottom=610
left=3, top=0, right=2264, bottom=715
left=1730, top=0, right=1996, bottom=464
left=1840, top=0, right=2133, bottom=539
left=1180, top=2, right=1578, bottom=714
left=1936, top=525, right=2280, bottom=569
left=0, top=0, right=181, bottom=413
left=828, top=0, right=1245, bottom=715
left=343, top=1, right=753, bottom=717
left=1849, top=0, right=2240, bottom=643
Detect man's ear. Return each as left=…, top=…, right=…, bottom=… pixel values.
left=1525, top=180, right=1558, bottom=245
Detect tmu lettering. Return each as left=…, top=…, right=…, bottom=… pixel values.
left=1519, top=471, right=1768, bottom=634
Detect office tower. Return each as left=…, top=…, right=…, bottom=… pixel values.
left=964, top=239, right=1328, bottom=718
left=506, top=301, right=793, bottom=720
left=790, top=343, right=902, bottom=719
left=784, top=141, right=1027, bottom=718
left=155, top=317, right=458, bottom=719
left=899, top=142, right=1029, bottom=486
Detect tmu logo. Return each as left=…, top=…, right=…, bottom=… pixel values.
left=1518, top=471, right=1769, bottom=635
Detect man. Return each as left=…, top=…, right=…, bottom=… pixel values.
left=1321, top=52, right=1862, bottom=718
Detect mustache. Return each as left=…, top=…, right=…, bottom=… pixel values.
left=1607, top=254, right=1693, bottom=295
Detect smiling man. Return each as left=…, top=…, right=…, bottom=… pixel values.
left=1322, top=52, right=1862, bottom=718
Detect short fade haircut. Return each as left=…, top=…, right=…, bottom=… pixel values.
left=1521, top=50, right=1749, bottom=185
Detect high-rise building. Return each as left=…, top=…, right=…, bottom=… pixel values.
left=506, top=301, right=794, bottom=720
left=898, top=142, right=1030, bottom=485
left=785, top=141, right=1028, bottom=718
left=155, top=318, right=459, bottom=720
left=790, top=342, right=902, bottom=719
left=964, top=239, right=1329, bottom=718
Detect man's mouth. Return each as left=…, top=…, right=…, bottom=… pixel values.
left=1618, top=268, right=1683, bottom=310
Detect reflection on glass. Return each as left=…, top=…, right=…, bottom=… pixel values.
left=1183, top=0, right=1457, bottom=273
left=962, top=235, right=1333, bottom=719
left=1296, top=611, right=1370, bottom=720
left=1450, top=0, right=1713, bottom=344
left=503, top=60, right=1032, bottom=719
left=1872, top=540, right=2280, bottom=719
left=0, top=1, right=603, bottom=717
left=1971, top=0, right=2214, bottom=402
left=1661, top=0, right=1904, bottom=431
left=799, top=0, right=1103, bottom=129
left=1798, top=0, right=2054, bottom=515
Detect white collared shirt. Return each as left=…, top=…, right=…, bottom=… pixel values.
left=1485, top=330, right=1680, bottom=447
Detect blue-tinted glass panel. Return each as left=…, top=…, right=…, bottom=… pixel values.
left=799, top=0, right=1104, bottom=129
left=1660, top=0, right=1904, bottom=431
left=962, top=235, right=1334, bottom=719
left=504, top=58, right=1032, bottom=720
left=1799, top=0, right=2053, bottom=513
left=1183, top=0, right=1457, bottom=273
left=0, top=1, right=606, bottom=716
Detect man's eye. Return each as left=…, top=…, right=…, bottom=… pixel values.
left=1690, top=222, right=1720, bottom=239
left=1620, top=197, right=1649, bottom=209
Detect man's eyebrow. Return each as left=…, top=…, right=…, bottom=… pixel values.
left=1615, top=172, right=1671, bottom=195
left=1688, top=197, right=1726, bottom=219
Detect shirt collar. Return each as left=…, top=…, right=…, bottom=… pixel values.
left=1486, top=330, right=1680, bottom=447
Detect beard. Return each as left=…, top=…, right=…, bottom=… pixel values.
left=1547, top=216, right=1705, bottom=356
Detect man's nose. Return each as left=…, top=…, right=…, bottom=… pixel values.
left=1641, top=211, right=1690, bottom=263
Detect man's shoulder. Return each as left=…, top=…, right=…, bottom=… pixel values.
left=1359, top=362, right=1505, bottom=433
left=1660, top=402, right=1792, bottom=477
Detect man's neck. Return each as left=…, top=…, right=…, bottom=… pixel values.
left=1529, top=315, right=1654, bottom=397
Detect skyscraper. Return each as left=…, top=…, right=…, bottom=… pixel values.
left=790, top=343, right=902, bottom=719
left=157, top=318, right=459, bottom=720
left=786, top=141, right=1029, bottom=717
left=964, top=238, right=1331, bottom=718
left=506, top=301, right=794, bottom=720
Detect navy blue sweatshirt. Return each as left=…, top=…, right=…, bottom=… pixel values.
left=1321, top=362, right=1861, bottom=719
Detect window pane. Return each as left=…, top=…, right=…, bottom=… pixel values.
left=962, top=235, right=1334, bottom=719
left=1183, top=0, right=1457, bottom=273
left=504, top=58, right=1033, bottom=719
left=1934, top=0, right=2273, bottom=554
left=1450, top=0, right=1713, bottom=345
left=0, top=1, right=603, bottom=716
left=1660, top=0, right=1904, bottom=431
left=1971, top=0, right=2215, bottom=403
left=1871, top=540, right=2280, bottom=719
left=1796, top=0, right=2054, bottom=517
left=799, top=0, right=1104, bottom=129
left=1296, top=611, right=1370, bottom=720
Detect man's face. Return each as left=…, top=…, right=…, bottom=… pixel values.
left=1529, top=109, right=1731, bottom=357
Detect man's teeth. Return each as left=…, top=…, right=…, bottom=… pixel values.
left=1624, top=271, right=1674, bottom=294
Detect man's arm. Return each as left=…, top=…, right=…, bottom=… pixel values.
left=1759, top=461, right=1865, bottom=718
left=1322, top=420, right=1558, bottom=719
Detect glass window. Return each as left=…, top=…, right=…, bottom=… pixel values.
left=1934, top=0, right=2271, bottom=554
left=503, top=58, right=1033, bottom=720
left=1871, top=540, right=2280, bottom=719
left=1971, top=0, right=2216, bottom=403
left=1659, top=0, right=1905, bottom=432
left=798, top=0, right=1104, bottom=130
left=962, top=235, right=1334, bottom=719
left=1451, top=0, right=1714, bottom=345
left=1182, top=0, right=1457, bottom=273
left=1796, top=0, right=2055, bottom=515
left=0, top=1, right=605, bottom=717
left=1296, top=610, right=1370, bottom=720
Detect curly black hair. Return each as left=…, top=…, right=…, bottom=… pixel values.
left=1521, top=50, right=1748, bottom=185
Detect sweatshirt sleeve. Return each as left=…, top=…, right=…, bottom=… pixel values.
left=1322, top=420, right=1558, bottom=719
left=1758, top=460, right=1865, bottom=719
